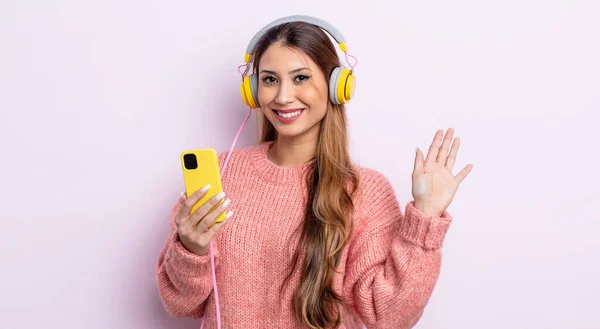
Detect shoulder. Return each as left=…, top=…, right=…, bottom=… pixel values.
left=353, top=165, right=395, bottom=195
left=350, top=164, right=403, bottom=228
left=351, top=164, right=397, bottom=206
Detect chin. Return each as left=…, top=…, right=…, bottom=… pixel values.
left=264, top=108, right=323, bottom=140
left=272, top=125, right=310, bottom=139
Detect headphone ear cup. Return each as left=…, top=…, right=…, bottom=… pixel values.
left=329, top=67, right=342, bottom=104
left=249, top=74, right=259, bottom=108
left=336, top=68, right=353, bottom=104
left=241, top=74, right=260, bottom=108
left=240, top=82, right=250, bottom=106
left=343, top=71, right=356, bottom=102
left=329, top=67, right=355, bottom=105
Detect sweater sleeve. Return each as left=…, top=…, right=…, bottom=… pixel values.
left=343, top=171, right=452, bottom=329
left=155, top=194, right=219, bottom=319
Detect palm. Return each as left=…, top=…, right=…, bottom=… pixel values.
left=412, top=128, right=473, bottom=215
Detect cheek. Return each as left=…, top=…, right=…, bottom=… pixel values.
left=257, top=85, right=275, bottom=106
left=303, top=85, right=329, bottom=112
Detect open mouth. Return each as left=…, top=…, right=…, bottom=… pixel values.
left=274, top=109, right=303, bottom=118
left=272, top=108, right=305, bottom=123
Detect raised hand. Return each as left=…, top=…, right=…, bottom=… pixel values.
left=412, top=127, right=473, bottom=217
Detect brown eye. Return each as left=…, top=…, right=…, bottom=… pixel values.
left=262, top=76, right=277, bottom=84
left=294, top=74, right=311, bottom=83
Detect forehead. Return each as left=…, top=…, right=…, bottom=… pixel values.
left=258, top=43, right=317, bottom=71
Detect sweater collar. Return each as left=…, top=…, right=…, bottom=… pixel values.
left=249, top=141, right=315, bottom=187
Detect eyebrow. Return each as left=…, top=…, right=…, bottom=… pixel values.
left=259, top=67, right=311, bottom=75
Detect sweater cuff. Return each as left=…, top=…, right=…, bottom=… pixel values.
left=165, top=232, right=217, bottom=275
left=400, top=201, right=453, bottom=250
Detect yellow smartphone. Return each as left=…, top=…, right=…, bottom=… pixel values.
left=180, top=148, right=226, bottom=223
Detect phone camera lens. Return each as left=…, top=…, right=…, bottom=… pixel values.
left=183, top=154, right=198, bottom=170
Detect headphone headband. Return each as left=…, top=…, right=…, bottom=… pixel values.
left=244, top=15, right=348, bottom=63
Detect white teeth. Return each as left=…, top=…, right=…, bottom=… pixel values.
left=276, top=110, right=301, bottom=118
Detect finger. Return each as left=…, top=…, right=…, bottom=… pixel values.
left=454, top=164, right=473, bottom=184
left=436, top=127, right=455, bottom=164
left=424, top=129, right=443, bottom=164
left=189, top=191, right=227, bottom=227
left=180, top=184, right=211, bottom=215
left=173, top=192, right=187, bottom=227
left=414, top=147, right=424, bottom=172
left=195, top=198, right=232, bottom=232
left=202, top=211, right=234, bottom=240
left=176, top=185, right=211, bottom=227
left=445, top=136, right=460, bottom=170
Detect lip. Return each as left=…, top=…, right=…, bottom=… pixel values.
left=272, top=108, right=305, bottom=124
left=272, top=108, right=304, bottom=113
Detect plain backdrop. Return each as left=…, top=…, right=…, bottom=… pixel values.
left=1, top=1, right=598, bottom=328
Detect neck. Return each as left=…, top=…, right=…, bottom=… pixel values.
left=268, top=135, right=318, bottom=167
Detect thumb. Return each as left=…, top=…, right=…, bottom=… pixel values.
left=414, top=147, right=424, bottom=172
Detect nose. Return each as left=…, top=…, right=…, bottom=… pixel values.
left=274, top=80, right=294, bottom=105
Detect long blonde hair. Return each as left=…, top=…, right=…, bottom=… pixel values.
left=251, top=22, right=359, bottom=329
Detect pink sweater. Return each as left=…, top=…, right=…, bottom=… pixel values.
left=156, top=141, right=453, bottom=329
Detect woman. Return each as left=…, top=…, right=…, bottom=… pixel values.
left=156, top=17, right=473, bottom=329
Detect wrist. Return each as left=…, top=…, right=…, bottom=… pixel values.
left=413, top=200, right=444, bottom=217
left=177, top=234, right=209, bottom=256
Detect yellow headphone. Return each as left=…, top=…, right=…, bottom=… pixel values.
left=240, top=15, right=356, bottom=109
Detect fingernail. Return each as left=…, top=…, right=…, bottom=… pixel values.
left=221, top=198, right=231, bottom=209
left=200, top=184, right=211, bottom=193
left=215, top=191, right=226, bottom=201
left=180, top=191, right=186, bottom=198
left=225, top=210, right=234, bottom=219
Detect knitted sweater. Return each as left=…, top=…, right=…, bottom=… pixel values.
left=156, top=141, right=453, bottom=329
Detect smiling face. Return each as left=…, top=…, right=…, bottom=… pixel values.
left=256, top=42, right=330, bottom=142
